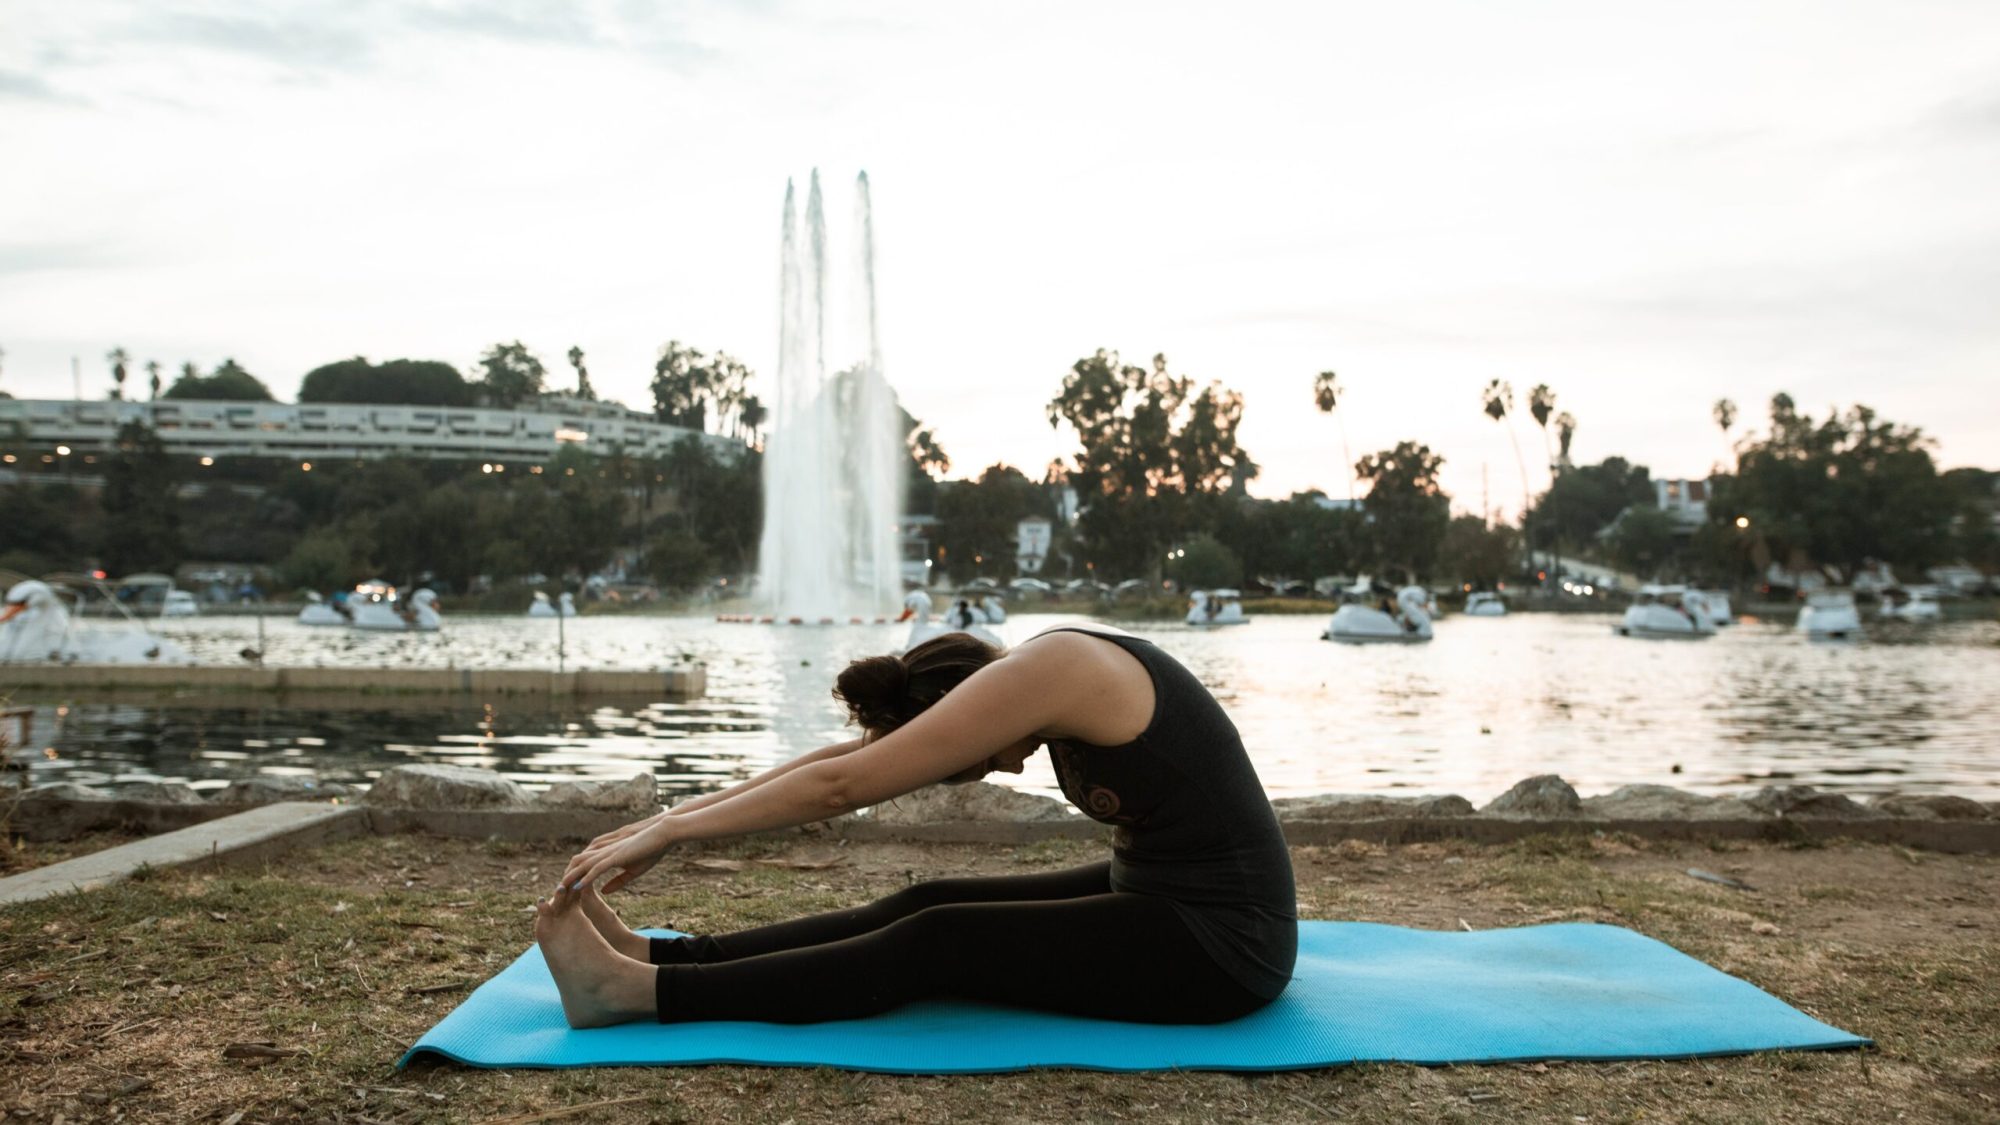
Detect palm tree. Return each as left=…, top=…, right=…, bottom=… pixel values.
left=1312, top=370, right=1354, bottom=502
left=738, top=395, right=767, bottom=449
left=1555, top=412, right=1577, bottom=468
left=1482, top=378, right=1533, bottom=570
left=146, top=360, right=162, bottom=401
left=1527, top=384, right=1557, bottom=481
left=106, top=347, right=130, bottom=401
left=1712, top=398, right=1737, bottom=469
left=567, top=346, right=594, bottom=401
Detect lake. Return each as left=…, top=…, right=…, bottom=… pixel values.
left=11, top=610, right=1999, bottom=805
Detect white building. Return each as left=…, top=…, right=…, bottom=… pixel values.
left=0, top=396, right=739, bottom=466
left=1653, top=478, right=1711, bottom=528
left=1016, top=517, right=1053, bottom=574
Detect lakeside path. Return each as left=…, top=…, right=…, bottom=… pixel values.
left=2, top=833, right=1994, bottom=1123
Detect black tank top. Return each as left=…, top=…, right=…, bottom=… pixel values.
left=1040, top=627, right=1297, bottom=999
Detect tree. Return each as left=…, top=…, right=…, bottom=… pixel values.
left=934, top=464, right=1050, bottom=582
left=1312, top=370, right=1354, bottom=502
left=1047, top=349, right=1255, bottom=577
left=299, top=357, right=476, bottom=405
left=651, top=341, right=715, bottom=429
left=1710, top=397, right=1955, bottom=575
left=476, top=341, right=546, bottom=408
left=1555, top=412, right=1577, bottom=468
left=1528, top=457, right=1653, bottom=551
left=1481, top=378, right=1531, bottom=527
left=107, top=347, right=129, bottom=400
left=1439, top=515, right=1520, bottom=589
left=737, top=395, right=767, bottom=448
left=1353, top=441, right=1451, bottom=579
left=1167, top=533, right=1242, bottom=590
left=566, top=345, right=595, bottom=401
left=162, top=359, right=274, bottom=401
left=146, top=360, right=162, bottom=401
left=1713, top=398, right=1738, bottom=466
left=1606, top=506, right=1682, bottom=576
left=98, top=421, right=182, bottom=574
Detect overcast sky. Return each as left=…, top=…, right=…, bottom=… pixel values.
left=3, top=0, right=1996, bottom=514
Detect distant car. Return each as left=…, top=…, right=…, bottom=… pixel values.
left=1062, top=578, right=1108, bottom=597
left=1007, top=577, right=1054, bottom=597
left=963, top=577, right=1001, bottom=593
left=1111, top=578, right=1153, bottom=600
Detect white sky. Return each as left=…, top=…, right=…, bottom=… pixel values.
left=3, top=0, right=1997, bottom=515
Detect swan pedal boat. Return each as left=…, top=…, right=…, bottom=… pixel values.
left=1615, top=585, right=1717, bottom=639
left=1, top=579, right=194, bottom=664
left=1323, top=586, right=1434, bottom=643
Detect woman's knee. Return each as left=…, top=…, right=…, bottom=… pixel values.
left=879, top=876, right=991, bottom=913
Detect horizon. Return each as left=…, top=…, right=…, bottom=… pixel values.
left=4, top=2, right=1997, bottom=515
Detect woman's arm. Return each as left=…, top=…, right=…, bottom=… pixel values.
left=562, top=651, right=1071, bottom=892
left=667, top=736, right=866, bottom=816
left=570, top=736, right=867, bottom=855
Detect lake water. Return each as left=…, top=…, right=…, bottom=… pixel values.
left=10, top=611, right=1999, bottom=804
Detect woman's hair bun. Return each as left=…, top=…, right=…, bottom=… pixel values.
left=832, top=632, right=1005, bottom=735
left=833, top=654, right=910, bottom=732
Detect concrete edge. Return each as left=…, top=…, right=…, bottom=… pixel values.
left=0, top=663, right=705, bottom=699
left=0, top=802, right=368, bottom=907
left=5, top=808, right=1996, bottom=909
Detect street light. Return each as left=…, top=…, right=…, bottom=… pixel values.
left=1735, top=516, right=1750, bottom=529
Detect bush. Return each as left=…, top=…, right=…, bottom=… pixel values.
left=1168, top=534, right=1242, bottom=590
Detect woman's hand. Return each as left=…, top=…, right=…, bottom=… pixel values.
left=562, top=817, right=674, bottom=894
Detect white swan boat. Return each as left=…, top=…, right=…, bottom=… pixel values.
left=348, top=581, right=442, bottom=632
left=1797, top=590, right=1862, bottom=640
left=297, top=591, right=348, bottom=626
left=1877, top=585, right=1941, bottom=621
left=1186, top=589, right=1248, bottom=626
left=978, top=595, right=1006, bottom=624
left=1615, top=585, right=1717, bottom=640
left=1697, top=590, right=1735, bottom=626
left=528, top=591, right=578, bottom=618
left=898, top=590, right=1002, bottom=650
left=1463, top=591, right=1506, bottom=617
left=1324, top=586, right=1434, bottom=643
left=1, top=579, right=194, bottom=664
left=160, top=590, right=199, bottom=617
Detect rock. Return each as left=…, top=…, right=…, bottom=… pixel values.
left=212, top=776, right=355, bottom=806
left=1868, top=794, right=1992, bottom=820
left=1272, top=793, right=1474, bottom=821
left=867, top=782, right=1075, bottom=825
left=17, top=782, right=110, bottom=803
left=1580, top=785, right=1760, bottom=821
left=1743, top=785, right=1878, bottom=819
left=1480, top=775, right=1581, bottom=818
left=363, top=764, right=527, bottom=809
left=1986, top=801, right=2000, bottom=819
left=113, top=781, right=206, bottom=805
left=535, top=774, right=661, bottom=815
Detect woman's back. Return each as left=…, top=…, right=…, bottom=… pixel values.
left=1037, top=627, right=1297, bottom=999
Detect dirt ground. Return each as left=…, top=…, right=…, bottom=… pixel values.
left=2, top=830, right=1995, bottom=1124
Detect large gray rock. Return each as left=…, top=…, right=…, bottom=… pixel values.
left=1272, top=793, right=1474, bottom=821
left=212, top=776, right=355, bottom=806
left=535, top=774, right=661, bottom=815
left=1481, top=775, right=1582, bottom=818
left=364, top=764, right=527, bottom=809
left=114, top=781, right=206, bottom=805
left=868, top=782, right=1075, bottom=825
left=1580, top=785, right=1761, bottom=821
left=1744, top=785, right=1878, bottom=819
left=1868, top=793, right=1993, bottom=821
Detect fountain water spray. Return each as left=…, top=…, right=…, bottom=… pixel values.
left=758, top=171, right=905, bottom=617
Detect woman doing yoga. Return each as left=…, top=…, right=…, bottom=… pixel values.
left=538, top=625, right=1297, bottom=1027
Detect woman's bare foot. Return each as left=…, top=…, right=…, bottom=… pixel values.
left=534, top=889, right=657, bottom=1029
left=577, top=886, right=652, bottom=961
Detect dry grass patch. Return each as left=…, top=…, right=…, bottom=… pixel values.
left=1, top=833, right=1994, bottom=1123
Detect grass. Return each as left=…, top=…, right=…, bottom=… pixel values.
left=2, top=833, right=1996, bottom=1123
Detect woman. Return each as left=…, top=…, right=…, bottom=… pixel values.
left=538, top=625, right=1296, bottom=1028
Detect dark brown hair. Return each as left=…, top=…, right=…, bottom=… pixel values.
left=833, top=632, right=1004, bottom=734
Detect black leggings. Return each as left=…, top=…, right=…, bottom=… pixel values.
left=647, top=861, right=1268, bottom=1025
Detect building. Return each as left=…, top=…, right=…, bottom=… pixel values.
left=1015, top=517, right=1053, bottom=574
left=0, top=396, right=739, bottom=467
left=1653, top=478, right=1711, bottom=528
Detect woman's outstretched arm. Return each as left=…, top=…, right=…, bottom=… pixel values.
left=573, top=736, right=866, bottom=854
left=561, top=648, right=1075, bottom=893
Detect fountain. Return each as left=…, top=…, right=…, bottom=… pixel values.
left=756, top=171, right=905, bottom=618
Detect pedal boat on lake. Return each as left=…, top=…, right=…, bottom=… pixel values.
left=1797, top=590, right=1863, bottom=640
left=1186, top=589, right=1248, bottom=627
left=1323, top=586, right=1434, bottom=644
left=1615, top=585, right=1718, bottom=640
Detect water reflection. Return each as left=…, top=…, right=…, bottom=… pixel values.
left=11, top=612, right=1999, bottom=803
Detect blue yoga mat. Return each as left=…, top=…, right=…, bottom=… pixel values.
left=400, top=922, right=1866, bottom=1073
